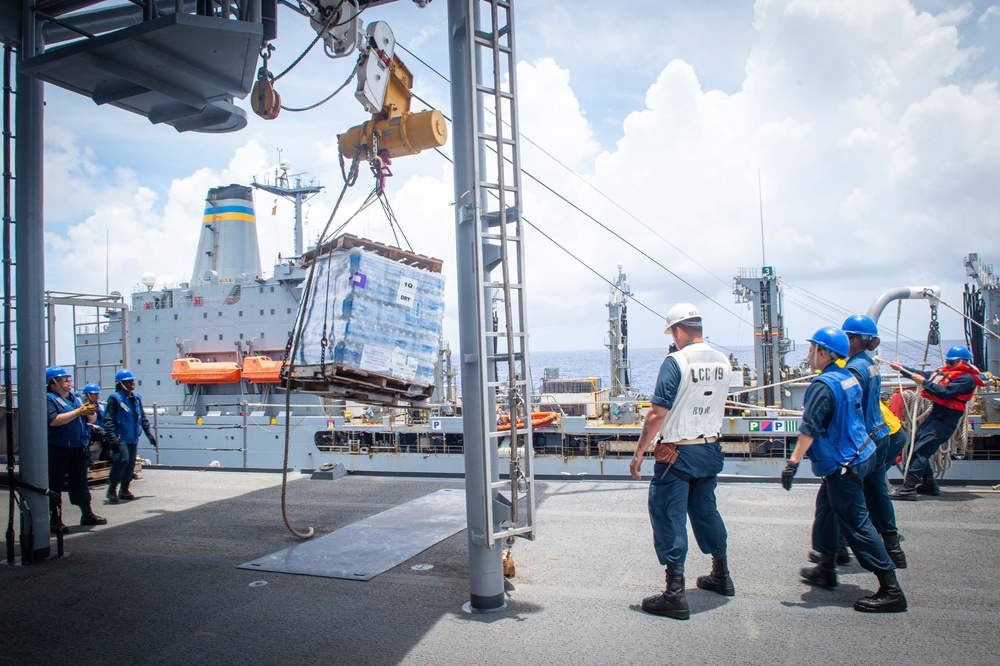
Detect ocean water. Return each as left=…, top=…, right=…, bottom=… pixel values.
left=467, top=339, right=965, bottom=397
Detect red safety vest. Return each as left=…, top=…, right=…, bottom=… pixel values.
left=921, top=363, right=985, bottom=411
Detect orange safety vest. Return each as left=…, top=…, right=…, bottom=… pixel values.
left=921, top=362, right=986, bottom=411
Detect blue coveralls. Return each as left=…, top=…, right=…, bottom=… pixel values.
left=897, top=365, right=976, bottom=483
left=47, top=391, right=93, bottom=515
left=884, top=430, right=907, bottom=474
left=647, top=357, right=728, bottom=566
left=813, top=352, right=896, bottom=549
left=801, top=366, right=894, bottom=573
left=87, top=402, right=104, bottom=457
left=103, top=390, right=151, bottom=489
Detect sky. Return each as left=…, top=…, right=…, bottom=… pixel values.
left=35, top=0, right=1000, bottom=366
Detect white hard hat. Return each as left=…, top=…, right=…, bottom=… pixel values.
left=664, top=302, right=701, bottom=332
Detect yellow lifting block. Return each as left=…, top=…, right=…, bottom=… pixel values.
left=338, top=109, right=447, bottom=159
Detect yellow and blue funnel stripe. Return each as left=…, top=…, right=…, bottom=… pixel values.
left=203, top=198, right=256, bottom=224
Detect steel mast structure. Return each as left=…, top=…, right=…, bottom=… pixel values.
left=448, top=0, right=535, bottom=612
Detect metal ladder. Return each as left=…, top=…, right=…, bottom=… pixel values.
left=469, top=0, right=535, bottom=547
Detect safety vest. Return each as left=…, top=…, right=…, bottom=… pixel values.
left=846, top=352, right=889, bottom=440
left=921, top=363, right=985, bottom=412
left=109, top=391, right=145, bottom=444
left=657, top=342, right=731, bottom=443
left=805, top=366, right=873, bottom=477
left=47, top=391, right=87, bottom=446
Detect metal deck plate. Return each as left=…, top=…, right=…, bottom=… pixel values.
left=238, top=488, right=466, bottom=580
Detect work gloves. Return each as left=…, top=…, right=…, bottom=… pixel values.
left=781, top=461, right=799, bottom=491
left=148, top=435, right=158, bottom=449
left=77, top=402, right=97, bottom=417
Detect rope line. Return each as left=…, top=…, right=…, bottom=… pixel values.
left=278, top=155, right=361, bottom=540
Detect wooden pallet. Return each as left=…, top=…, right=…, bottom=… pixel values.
left=299, top=233, right=443, bottom=273
left=284, top=363, right=433, bottom=407
left=87, top=460, right=111, bottom=485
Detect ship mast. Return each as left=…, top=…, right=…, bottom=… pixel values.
left=606, top=265, right=632, bottom=397
left=734, top=266, right=792, bottom=408
left=963, top=253, right=999, bottom=377
left=251, top=158, right=324, bottom=257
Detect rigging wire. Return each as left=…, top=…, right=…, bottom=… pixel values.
left=402, top=44, right=973, bottom=359
left=431, top=147, right=665, bottom=321
left=938, top=297, right=1000, bottom=342
left=778, top=278, right=852, bottom=316
left=399, top=59, right=762, bottom=344
left=280, top=57, right=361, bottom=112
left=412, top=96, right=745, bottom=323
left=397, top=47, right=734, bottom=291
left=377, top=192, right=413, bottom=251
left=273, top=2, right=369, bottom=81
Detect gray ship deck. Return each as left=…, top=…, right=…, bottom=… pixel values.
left=3, top=470, right=999, bottom=664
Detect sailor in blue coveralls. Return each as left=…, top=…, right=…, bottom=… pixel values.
left=81, top=383, right=107, bottom=461
left=808, top=315, right=907, bottom=570
left=103, top=369, right=157, bottom=502
left=783, top=327, right=906, bottom=613
left=46, top=366, right=107, bottom=532
left=887, top=346, right=984, bottom=500
left=630, top=303, right=735, bottom=620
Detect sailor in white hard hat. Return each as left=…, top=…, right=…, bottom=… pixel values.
left=630, top=303, right=735, bottom=620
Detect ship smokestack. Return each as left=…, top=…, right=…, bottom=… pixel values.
left=191, top=184, right=263, bottom=283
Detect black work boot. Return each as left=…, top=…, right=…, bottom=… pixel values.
left=80, top=505, right=108, bottom=526
left=800, top=553, right=838, bottom=589
left=642, top=563, right=690, bottom=620
left=106, top=483, right=120, bottom=503
left=915, top=475, right=941, bottom=496
left=889, top=475, right=919, bottom=501
left=809, top=535, right=850, bottom=566
left=882, top=532, right=907, bottom=569
left=118, top=483, right=135, bottom=501
left=696, top=553, right=735, bottom=596
left=854, top=570, right=907, bottom=613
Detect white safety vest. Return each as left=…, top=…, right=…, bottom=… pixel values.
left=657, top=342, right=731, bottom=443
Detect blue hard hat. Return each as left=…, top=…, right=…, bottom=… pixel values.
left=807, top=326, right=850, bottom=359
left=82, top=383, right=101, bottom=395
left=945, top=346, right=973, bottom=361
left=115, top=369, right=136, bottom=383
left=46, top=366, right=70, bottom=383
left=841, top=314, right=878, bottom=338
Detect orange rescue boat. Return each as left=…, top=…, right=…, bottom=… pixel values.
left=241, top=356, right=285, bottom=384
left=496, top=412, right=558, bottom=431
left=171, top=358, right=241, bottom=384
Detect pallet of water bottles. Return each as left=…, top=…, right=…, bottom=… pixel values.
left=287, top=233, right=445, bottom=406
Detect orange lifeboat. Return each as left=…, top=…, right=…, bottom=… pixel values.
left=171, top=358, right=241, bottom=384
left=497, top=412, right=558, bottom=431
left=242, top=356, right=285, bottom=384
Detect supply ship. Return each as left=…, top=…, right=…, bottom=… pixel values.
left=68, top=174, right=1000, bottom=481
